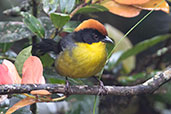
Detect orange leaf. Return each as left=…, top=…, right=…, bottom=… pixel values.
left=21, top=56, right=44, bottom=84
left=6, top=97, right=37, bottom=114
left=115, top=0, right=150, bottom=5
left=134, top=0, right=169, bottom=13
left=3, top=60, right=21, bottom=84
left=101, top=0, right=141, bottom=17
left=31, top=90, right=51, bottom=95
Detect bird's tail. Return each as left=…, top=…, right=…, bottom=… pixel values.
left=32, top=39, right=60, bottom=56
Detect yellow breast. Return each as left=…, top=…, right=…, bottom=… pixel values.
left=55, top=42, right=107, bottom=78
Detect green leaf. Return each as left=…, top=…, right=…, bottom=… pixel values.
left=43, top=67, right=66, bottom=84
left=15, top=46, right=32, bottom=75
left=63, top=21, right=80, bottom=32
left=48, top=77, right=65, bottom=84
left=76, top=4, right=108, bottom=14
left=40, top=53, right=54, bottom=67
left=60, top=0, right=76, bottom=13
left=21, top=12, right=45, bottom=38
left=115, top=34, right=171, bottom=66
left=39, top=17, right=56, bottom=38
left=42, top=0, right=59, bottom=14
left=50, top=13, right=70, bottom=29
left=0, top=21, right=33, bottom=43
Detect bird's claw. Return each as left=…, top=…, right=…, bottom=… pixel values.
left=64, top=78, right=70, bottom=96
left=97, top=80, right=108, bottom=96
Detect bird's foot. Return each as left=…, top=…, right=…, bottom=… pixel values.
left=93, top=76, right=108, bottom=95
left=64, top=77, right=71, bottom=96
left=97, top=80, right=108, bottom=96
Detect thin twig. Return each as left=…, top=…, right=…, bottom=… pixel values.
left=70, top=3, right=87, bottom=18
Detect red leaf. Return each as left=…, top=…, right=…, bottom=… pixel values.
left=0, top=64, right=13, bottom=84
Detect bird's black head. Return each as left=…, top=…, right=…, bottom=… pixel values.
left=74, top=29, right=113, bottom=44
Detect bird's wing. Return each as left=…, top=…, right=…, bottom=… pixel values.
left=32, top=33, right=76, bottom=56
left=32, top=39, right=62, bottom=56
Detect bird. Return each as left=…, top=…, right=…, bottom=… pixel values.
left=32, top=19, right=113, bottom=89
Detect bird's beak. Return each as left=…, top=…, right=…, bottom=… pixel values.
left=102, top=36, right=113, bottom=43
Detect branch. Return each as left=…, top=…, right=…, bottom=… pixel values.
left=31, top=0, right=38, bottom=17
left=70, top=3, right=87, bottom=18
left=0, top=68, right=170, bottom=96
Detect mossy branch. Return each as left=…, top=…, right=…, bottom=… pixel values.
left=0, top=68, right=170, bottom=96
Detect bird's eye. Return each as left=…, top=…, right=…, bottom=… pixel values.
left=93, top=34, right=98, bottom=40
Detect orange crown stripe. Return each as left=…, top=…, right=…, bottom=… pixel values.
left=74, top=19, right=108, bottom=36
